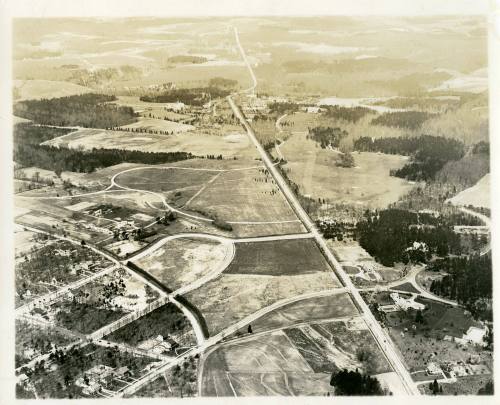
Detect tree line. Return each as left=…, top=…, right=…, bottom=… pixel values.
left=428, top=253, right=492, bottom=320
left=370, top=110, right=435, bottom=130
left=321, top=105, right=373, bottom=123
left=307, top=126, right=348, bottom=149
left=354, top=135, right=465, bottom=181
left=14, top=93, right=137, bottom=128
left=14, top=124, right=194, bottom=173
left=139, top=86, right=230, bottom=106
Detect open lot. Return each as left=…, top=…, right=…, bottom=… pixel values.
left=42, top=127, right=258, bottom=159
left=244, top=293, right=358, bottom=334
left=201, top=331, right=334, bottom=396
left=13, top=79, right=93, bottom=101
left=186, top=167, right=305, bottom=235
left=132, top=237, right=231, bottom=291
left=225, top=239, right=330, bottom=276
left=279, top=131, right=413, bottom=209
left=184, top=271, right=340, bottom=336
left=448, top=173, right=490, bottom=209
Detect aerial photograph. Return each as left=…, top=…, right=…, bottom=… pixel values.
left=8, top=1, right=494, bottom=400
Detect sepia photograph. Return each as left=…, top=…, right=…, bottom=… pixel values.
left=0, top=0, right=498, bottom=402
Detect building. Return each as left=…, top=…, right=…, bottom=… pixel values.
left=390, top=292, right=426, bottom=311
left=462, top=326, right=488, bottom=346
left=426, top=362, right=441, bottom=375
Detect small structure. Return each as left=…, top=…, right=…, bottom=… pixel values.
left=306, top=106, right=321, bottom=114
left=426, top=362, right=441, bottom=375
left=462, top=326, right=488, bottom=346
left=390, top=292, right=426, bottom=311
left=164, top=102, right=185, bottom=112
left=82, top=381, right=102, bottom=395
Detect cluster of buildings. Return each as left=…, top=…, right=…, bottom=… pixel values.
left=379, top=292, right=426, bottom=313
left=75, top=364, right=132, bottom=396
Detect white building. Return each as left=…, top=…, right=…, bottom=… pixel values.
left=390, top=292, right=426, bottom=311
left=462, top=326, right=488, bottom=346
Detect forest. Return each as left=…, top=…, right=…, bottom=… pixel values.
left=13, top=93, right=137, bottom=128
left=354, top=135, right=465, bottom=181
left=355, top=208, right=470, bottom=266
left=370, top=111, right=435, bottom=130
left=139, top=86, right=230, bottom=105
left=307, top=126, right=348, bottom=149
left=321, top=105, right=373, bottom=123
left=428, top=254, right=492, bottom=321
left=14, top=124, right=194, bottom=173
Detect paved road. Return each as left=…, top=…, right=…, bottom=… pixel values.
left=229, top=28, right=420, bottom=395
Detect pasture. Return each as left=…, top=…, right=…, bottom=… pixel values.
left=13, top=79, right=93, bottom=101
left=448, top=173, right=490, bottom=209
left=279, top=132, right=414, bottom=208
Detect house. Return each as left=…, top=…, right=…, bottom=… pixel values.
left=426, top=362, right=441, bottom=375
left=306, top=106, right=321, bottom=114
left=462, top=326, right=487, bottom=346
left=82, top=381, right=101, bottom=395
left=390, top=292, right=426, bottom=311
left=86, top=365, right=115, bottom=384
left=18, top=374, right=29, bottom=386
left=114, top=366, right=131, bottom=378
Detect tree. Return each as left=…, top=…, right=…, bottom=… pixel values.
left=432, top=379, right=440, bottom=395
left=415, top=310, right=424, bottom=324
left=478, top=380, right=494, bottom=395
left=247, top=324, right=253, bottom=334
left=330, top=369, right=387, bottom=396
left=336, top=152, right=355, bottom=168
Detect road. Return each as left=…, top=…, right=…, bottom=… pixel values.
left=227, top=27, right=420, bottom=395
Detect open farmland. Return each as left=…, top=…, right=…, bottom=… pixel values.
left=243, top=293, right=358, bottom=333
left=13, top=79, right=93, bottom=101
left=184, top=270, right=340, bottom=336
left=279, top=132, right=414, bottom=208
left=132, top=237, right=232, bottom=291
left=225, top=239, right=329, bottom=276
left=201, top=331, right=334, bottom=396
left=186, top=167, right=305, bottom=236
left=42, top=128, right=258, bottom=158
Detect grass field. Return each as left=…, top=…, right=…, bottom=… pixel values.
left=13, top=79, right=93, bottom=101
left=419, top=375, right=492, bottom=395
left=224, top=239, right=330, bottom=276
left=184, top=271, right=340, bottom=336
left=186, top=167, right=304, bottom=235
left=448, top=173, right=490, bottom=209
left=132, top=237, right=230, bottom=291
left=279, top=131, right=413, bottom=208
left=244, top=293, right=358, bottom=334
left=42, top=128, right=258, bottom=158
left=201, top=331, right=334, bottom=396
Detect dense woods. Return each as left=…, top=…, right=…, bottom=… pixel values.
left=14, top=124, right=193, bottom=173
left=355, top=209, right=479, bottom=266
left=307, top=126, right=348, bottom=148
left=428, top=254, right=492, bottom=320
left=139, top=87, right=230, bottom=105
left=330, top=369, right=387, bottom=396
left=370, top=111, right=435, bottom=130
left=14, top=94, right=137, bottom=128
left=322, top=105, right=373, bottom=123
left=354, top=135, right=465, bottom=181
left=268, top=102, right=301, bottom=115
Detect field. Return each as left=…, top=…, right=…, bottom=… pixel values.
left=242, top=293, right=358, bottom=334
left=13, top=79, right=93, bottom=101
left=284, top=320, right=390, bottom=374
left=132, top=237, right=231, bottom=291
left=42, top=127, right=257, bottom=158
left=201, top=332, right=334, bottom=396
left=186, top=167, right=305, bottom=236
left=225, top=239, right=330, bottom=276
left=448, top=173, right=490, bottom=209
left=184, top=270, right=340, bottom=336
left=105, top=302, right=196, bottom=350
left=118, top=117, right=194, bottom=133
left=279, top=132, right=413, bottom=208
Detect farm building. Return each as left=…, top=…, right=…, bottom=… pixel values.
left=390, top=292, right=425, bottom=311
